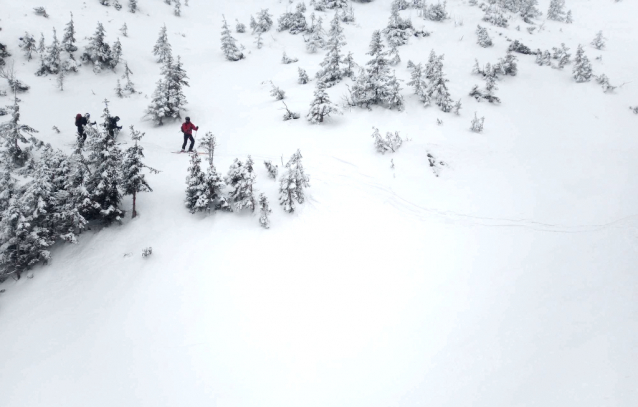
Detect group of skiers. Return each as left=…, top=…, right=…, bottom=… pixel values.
left=74, top=113, right=198, bottom=152
left=75, top=113, right=123, bottom=142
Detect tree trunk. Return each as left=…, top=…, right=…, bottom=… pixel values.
left=132, top=191, right=137, bottom=218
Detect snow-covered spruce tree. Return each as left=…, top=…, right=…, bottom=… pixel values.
left=254, top=32, right=263, bottom=49
left=121, top=126, right=157, bottom=218
left=535, top=50, right=551, bottom=66
left=129, top=0, right=138, bottom=13
left=407, top=61, right=429, bottom=106
left=339, top=54, right=355, bottom=80
left=383, top=7, right=415, bottom=46
left=476, top=25, right=493, bottom=48
left=36, top=28, right=62, bottom=76
left=424, top=1, right=449, bottom=22
left=120, top=23, right=128, bottom=37
left=547, top=0, right=567, bottom=22
left=552, top=43, right=571, bottom=68
left=184, top=153, right=211, bottom=213
left=388, top=44, right=401, bottom=66
left=341, top=3, right=355, bottom=23
left=225, top=157, right=257, bottom=212
left=270, top=82, right=285, bottom=100
left=0, top=186, right=55, bottom=281
left=82, top=22, right=121, bottom=72
left=57, top=70, right=66, bottom=91
left=221, top=15, right=245, bottom=61
left=565, top=10, right=573, bottom=24
left=591, top=31, right=605, bottom=50
left=110, top=38, right=122, bottom=70
left=307, top=80, right=342, bottom=123
left=0, top=99, right=39, bottom=169
left=122, top=62, right=136, bottom=94
left=519, top=0, right=542, bottom=23
left=470, top=112, right=485, bottom=133
left=36, top=147, right=87, bottom=243
left=62, top=13, right=78, bottom=54
left=0, top=170, right=15, bottom=219
left=236, top=19, right=246, bottom=33
left=0, top=40, right=9, bottom=67
left=264, top=160, right=278, bottom=179
left=253, top=9, right=274, bottom=34
left=19, top=33, right=38, bottom=61
left=197, top=131, right=230, bottom=211
left=258, top=193, right=271, bottom=229
left=38, top=33, right=45, bottom=53
left=572, top=44, right=592, bottom=83
left=278, top=150, right=309, bottom=213
left=84, top=125, right=124, bottom=224
left=146, top=54, right=190, bottom=124
left=348, top=30, right=405, bottom=110
left=298, top=67, right=310, bottom=84
left=174, top=0, right=181, bottom=16
left=316, top=11, right=346, bottom=87
left=305, top=15, right=326, bottom=53
left=483, top=4, right=508, bottom=28
left=277, top=7, right=308, bottom=34
left=153, top=24, right=172, bottom=64
left=426, top=56, right=454, bottom=112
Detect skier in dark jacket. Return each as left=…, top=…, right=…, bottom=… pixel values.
left=75, top=113, right=96, bottom=143
left=181, top=117, right=199, bottom=152
left=106, top=116, right=123, bottom=138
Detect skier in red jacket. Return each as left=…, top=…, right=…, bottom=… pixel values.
left=181, top=117, right=199, bottom=152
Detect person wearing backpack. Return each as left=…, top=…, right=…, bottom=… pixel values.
left=180, top=117, right=199, bottom=152
left=75, top=113, right=95, bottom=143
left=106, top=116, right=123, bottom=138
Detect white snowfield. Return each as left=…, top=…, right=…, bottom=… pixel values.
left=1, top=0, right=637, bottom=406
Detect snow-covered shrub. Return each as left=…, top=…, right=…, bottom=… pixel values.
left=270, top=82, right=285, bottom=100
left=19, top=33, right=38, bottom=61
left=282, top=101, right=300, bottom=121
left=33, top=7, right=49, bottom=18
left=470, top=112, right=485, bottom=133
left=236, top=19, right=246, bottom=33
left=595, top=74, right=616, bottom=93
left=142, top=247, right=153, bottom=258
left=282, top=51, right=298, bottom=64
left=508, top=39, right=533, bottom=55
left=277, top=9, right=308, bottom=34
left=383, top=8, right=415, bottom=46
left=424, top=1, right=448, bottom=22
left=551, top=43, right=571, bottom=68
left=371, top=127, right=402, bottom=154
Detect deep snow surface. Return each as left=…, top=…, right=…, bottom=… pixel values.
left=1, top=1, right=637, bottom=406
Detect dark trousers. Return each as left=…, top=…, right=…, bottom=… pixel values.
left=77, top=127, right=86, bottom=142
left=182, top=133, right=195, bottom=151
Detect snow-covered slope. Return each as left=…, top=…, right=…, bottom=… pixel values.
left=1, top=1, right=637, bottom=406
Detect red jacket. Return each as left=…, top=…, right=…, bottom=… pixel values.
left=181, top=122, right=198, bottom=135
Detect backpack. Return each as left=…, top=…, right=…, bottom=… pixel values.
left=75, top=114, right=82, bottom=126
